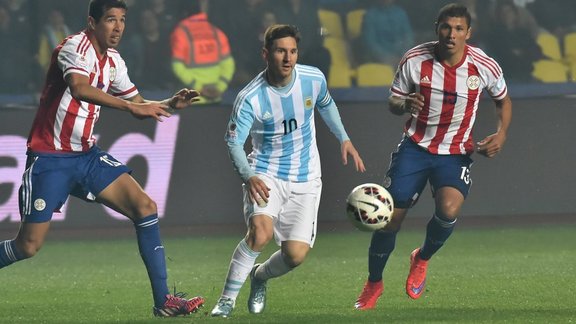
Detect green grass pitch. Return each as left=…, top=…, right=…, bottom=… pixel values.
left=0, top=225, right=574, bottom=323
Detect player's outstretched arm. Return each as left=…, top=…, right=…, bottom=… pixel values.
left=67, top=73, right=169, bottom=121
left=67, top=73, right=200, bottom=121
left=130, top=88, right=201, bottom=120
left=341, top=140, right=366, bottom=172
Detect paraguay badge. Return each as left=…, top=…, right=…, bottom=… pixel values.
left=109, top=67, right=117, bottom=82
left=467, top=75, right=480, bottom=90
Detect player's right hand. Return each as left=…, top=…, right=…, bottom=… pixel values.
left=404, top=93, right=425, bottom=115
left=247, top=176, right=270, bottom=207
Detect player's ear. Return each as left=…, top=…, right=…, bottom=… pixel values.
left=88, top=17, right=96, bottom=30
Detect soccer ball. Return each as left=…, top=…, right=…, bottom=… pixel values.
left=346, top=183, right=394, bottom=231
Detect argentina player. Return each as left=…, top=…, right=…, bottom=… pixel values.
left=211, top=24, right=366, bottom=317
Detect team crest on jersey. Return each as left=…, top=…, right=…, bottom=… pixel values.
left=109, top=67, right=117, bottom=82
left=467, top=75, right=480, bottom=90
left=304, top=97, right=313, bottom=110
left=34, top=198, right=46, bottom=211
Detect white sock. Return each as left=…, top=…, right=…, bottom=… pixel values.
left=221, top=239, right=260, bottom=300
left=255, top=250, right=293, bottom=281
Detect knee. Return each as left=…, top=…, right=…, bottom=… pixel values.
left=246, top=225, right=273, bottom=251
left=133, top=197, right=157, bottom=218
left=15, top=240, right=40, bottom=259
left=436, top=202, right=460, bottom=221
left=283, top=249, right=307, bottom=268
left=385, top=209, right=407, bottom=232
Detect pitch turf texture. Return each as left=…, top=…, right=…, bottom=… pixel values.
left=0, top=225, right=574, bottom=323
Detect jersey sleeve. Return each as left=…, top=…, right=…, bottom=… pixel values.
left=484, top=71, right=508, bottom=101
left=315, top=72, right=333, bottom=108
left=390, top=59, right=412, bottom=98
left=317, top=101, right=350, bottom=143
left=225, top=98, right=256, bottom=182
left=58, top=38, right=93, bottom=79
left=109, top=53, right=138, bottom=99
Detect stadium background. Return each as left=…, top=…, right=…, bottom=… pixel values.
left=0, top=0, right=575, bottom=234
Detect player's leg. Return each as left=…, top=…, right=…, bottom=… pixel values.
left=247, top=178, right=321, bottom=314
left=357, top=138, right=429, bottom=309
left=89, top=149, right=202, bottom=316
left=355, top=209, right=407, bottom=310
left=406, top=154, right=472, bottom=299
left=253, top=178, right=321, bottom=282
left=406, top=188, right=464, bottom=300
left=420, top=187, right=464, bottom=260
left=0, top=222, right=49, bottom=268
left=212, top=175, right=281, bottom=317
left=211, top=215, right=273, bottom=317
left=2, top=154, right=72, bottom=269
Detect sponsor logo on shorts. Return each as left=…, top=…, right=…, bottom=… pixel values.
left=34, top=198, right=46, bottom=211
left=383, top=176, right=392, bottom=188
left=100, top=155, right=122, bottom=167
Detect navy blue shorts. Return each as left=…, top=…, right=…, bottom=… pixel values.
left=18, top=146, right=131, bottom=223
left=384, top=137, right=473, bottom=209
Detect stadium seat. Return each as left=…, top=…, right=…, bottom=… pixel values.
left=346, top=9, right=365, bottom=40
left=564, top=32, right=576, bottom=80
left=536, top=32, right=562, bottom=61
left=355, top=63, right=395, bottom=87
left=532, top=59, right=568, bottom=83
left=323, top=37, right=352, bottom=87
left=318, top=9, right=344, bottom=39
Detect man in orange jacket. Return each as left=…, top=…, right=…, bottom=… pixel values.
left=171, top=0, right=235, bottom=104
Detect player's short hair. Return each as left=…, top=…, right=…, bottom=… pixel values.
left=89, top=0, right=127, bottom=23
left=435, top=3, right=471, bottom=29
left=263, top=24, right=301, bottom=51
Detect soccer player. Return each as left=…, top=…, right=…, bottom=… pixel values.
left=211, top=24, right=366, bottom=317
left=0, top=0, right=204, bottom=317
left=354, top=3, right=512, bottom=309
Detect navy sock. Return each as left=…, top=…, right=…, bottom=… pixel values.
left=0, top=240, right=26, bottom=269
left=368, top=231, right=397, bottom=282
left=419, top=213, right=456, bottom=260
left=134, top=215, right=169, bottom=308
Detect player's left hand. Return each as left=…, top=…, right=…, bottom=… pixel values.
left=476, top=132, right=507, bottom=158
left=166, top=88, right=201, bottom=110
left=341, top=140, right=366, bottom=172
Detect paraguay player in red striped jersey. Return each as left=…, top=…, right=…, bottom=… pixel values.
left=0, top=0, right=205, bottom=317
left=355, top=3, right=512, bottom=309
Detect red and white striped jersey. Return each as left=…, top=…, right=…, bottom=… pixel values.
left=27, top=30, right=138, bottom=153
left=391, top=41, right=508, bottom=155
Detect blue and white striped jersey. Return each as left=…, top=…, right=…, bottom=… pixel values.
left=225, top=64, right=348, bottom=182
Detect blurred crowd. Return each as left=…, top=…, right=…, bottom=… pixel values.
left=1, top=0, right=576, bottom=96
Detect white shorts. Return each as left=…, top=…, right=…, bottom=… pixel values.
left=242, top=174, right=322, bottom=247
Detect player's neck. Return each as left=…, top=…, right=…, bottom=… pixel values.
left=86, top=30, right=108, bottom=57
left=265, top=69, right=292, bottom=88
left=435, top=46, right=465, bottom=68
